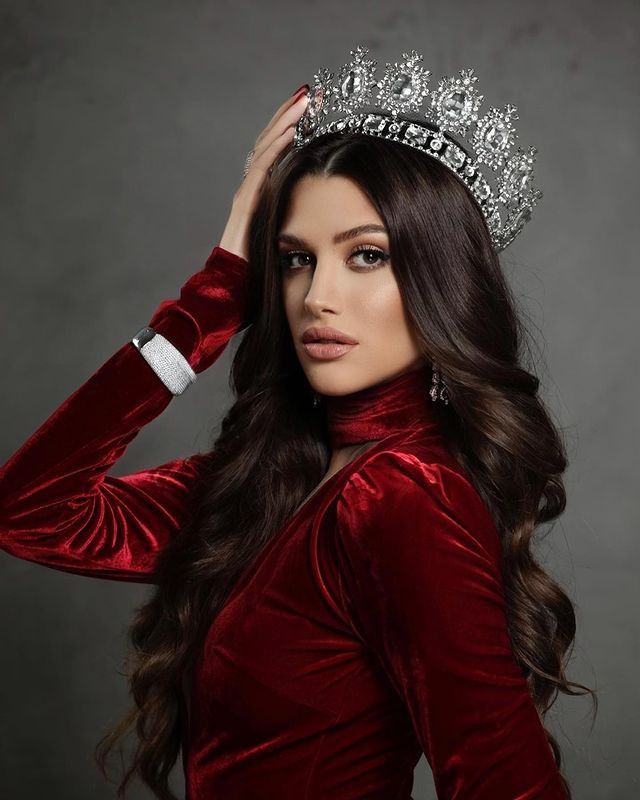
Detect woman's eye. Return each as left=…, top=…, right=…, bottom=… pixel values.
left=349, top=247, right=390, bottom=270
left=278, top=251, right=313, bottom=270
left=278, top=247, right=390, bottom=271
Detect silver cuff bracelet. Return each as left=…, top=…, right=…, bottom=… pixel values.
left=131, top=326, right=197, bottom=396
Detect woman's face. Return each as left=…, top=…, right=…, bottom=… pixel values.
left=279, top=173, right=424, bottom=398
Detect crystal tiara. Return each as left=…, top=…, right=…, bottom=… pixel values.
left=292, top=46, right=542, bottom=253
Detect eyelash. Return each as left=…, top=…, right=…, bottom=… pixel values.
left=278, top=246, right=390, bottom=272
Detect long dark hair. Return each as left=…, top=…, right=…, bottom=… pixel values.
left=95, top=129, right=597, bottom=798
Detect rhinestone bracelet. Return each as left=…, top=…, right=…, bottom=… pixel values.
left=131, top=326, right=197, bottom=396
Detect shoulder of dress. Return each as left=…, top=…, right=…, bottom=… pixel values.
left=336, top=442, right=500, bottom=561
left=343, top=439, right=472, bottom=503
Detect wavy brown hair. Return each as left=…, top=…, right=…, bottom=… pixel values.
left=95, top=126, right=597, bottom=798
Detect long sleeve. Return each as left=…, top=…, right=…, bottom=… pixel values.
left=0, top=245, right=249, bottom=583
left=334, top=449, right=567, bottom=799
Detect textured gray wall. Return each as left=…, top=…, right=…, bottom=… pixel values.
left=1, top=1, right=637, bottom=797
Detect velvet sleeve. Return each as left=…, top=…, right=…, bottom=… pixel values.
left=334, top=449, right=567, bottom=799
left=0, top=245, right=249, bottom=583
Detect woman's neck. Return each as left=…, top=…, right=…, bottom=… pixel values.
left=322, top=362, right=438, bottom=451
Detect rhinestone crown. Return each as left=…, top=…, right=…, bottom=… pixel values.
left=293, top=46, right=542, bottom=253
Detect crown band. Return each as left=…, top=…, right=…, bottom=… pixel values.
left=292, top=46, right=542, bottom=253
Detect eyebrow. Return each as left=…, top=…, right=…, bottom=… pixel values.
left=276, top=223, right=388, bottom=247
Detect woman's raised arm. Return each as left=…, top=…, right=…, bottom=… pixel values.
left=0, top=245, right=248, bottom=583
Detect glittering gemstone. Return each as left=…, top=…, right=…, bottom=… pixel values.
left=488, top=209, right=501, bottom=232
left=391, top=73, right=414, bottom=99
left=511, top=205, right=532, bottom=226
left=465, top=165, right=476, bottom=176
left=510, top=165, right=532, bottom=193
left=443, top=90, right=467, bottom=117
left=341, top=69, right=363, bottom=98
left=404, top=124, right=427, bottom=145
left=430, top=139, right=442, bottom=150
left=299, top=115, right=314, bottom=136
left=475, top=177, right=491, bottom=200
left=364, top=116, right=385, bottom=133
left=444, top=144, right=465, bottom=167
left=483, top=121, right=509, bottom=151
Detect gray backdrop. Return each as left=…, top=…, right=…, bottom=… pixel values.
left=1, top=1, right=637, bottom=797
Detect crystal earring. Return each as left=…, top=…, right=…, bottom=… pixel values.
left=429, top=362, right=450, bottom=405
left=312, top=391, right=321, bottom=408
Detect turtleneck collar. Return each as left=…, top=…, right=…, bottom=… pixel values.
left=323, top=363, right=440, bottom=450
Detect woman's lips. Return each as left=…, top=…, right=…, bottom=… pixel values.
left=302, top=342, right=358, bottom=360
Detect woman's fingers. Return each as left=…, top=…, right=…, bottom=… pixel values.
left=247, top=124, right=297, bottom=178
left=250, top=93, right=308, bottom=166
left=258, top=85, right=309, bottom=144
left=218, top=88, right=309, bottom=261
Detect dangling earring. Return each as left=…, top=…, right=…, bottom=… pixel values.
left=429, top=362, right=450, bottom=405
left=312, top=391, right=321, bottom=408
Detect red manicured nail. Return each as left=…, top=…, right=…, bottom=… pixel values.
left=292, top=83, right=309, bottom=98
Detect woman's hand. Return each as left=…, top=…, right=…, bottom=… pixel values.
left=219, top=85, right=309, bottom=262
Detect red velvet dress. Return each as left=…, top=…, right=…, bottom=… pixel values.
left=0, top=245, right=567, bottom=799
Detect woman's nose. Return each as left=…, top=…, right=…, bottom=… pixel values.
left=303, top=262, right=340, bottom=314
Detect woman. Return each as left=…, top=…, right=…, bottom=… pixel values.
left=0, top=72, right=593, bottom=798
